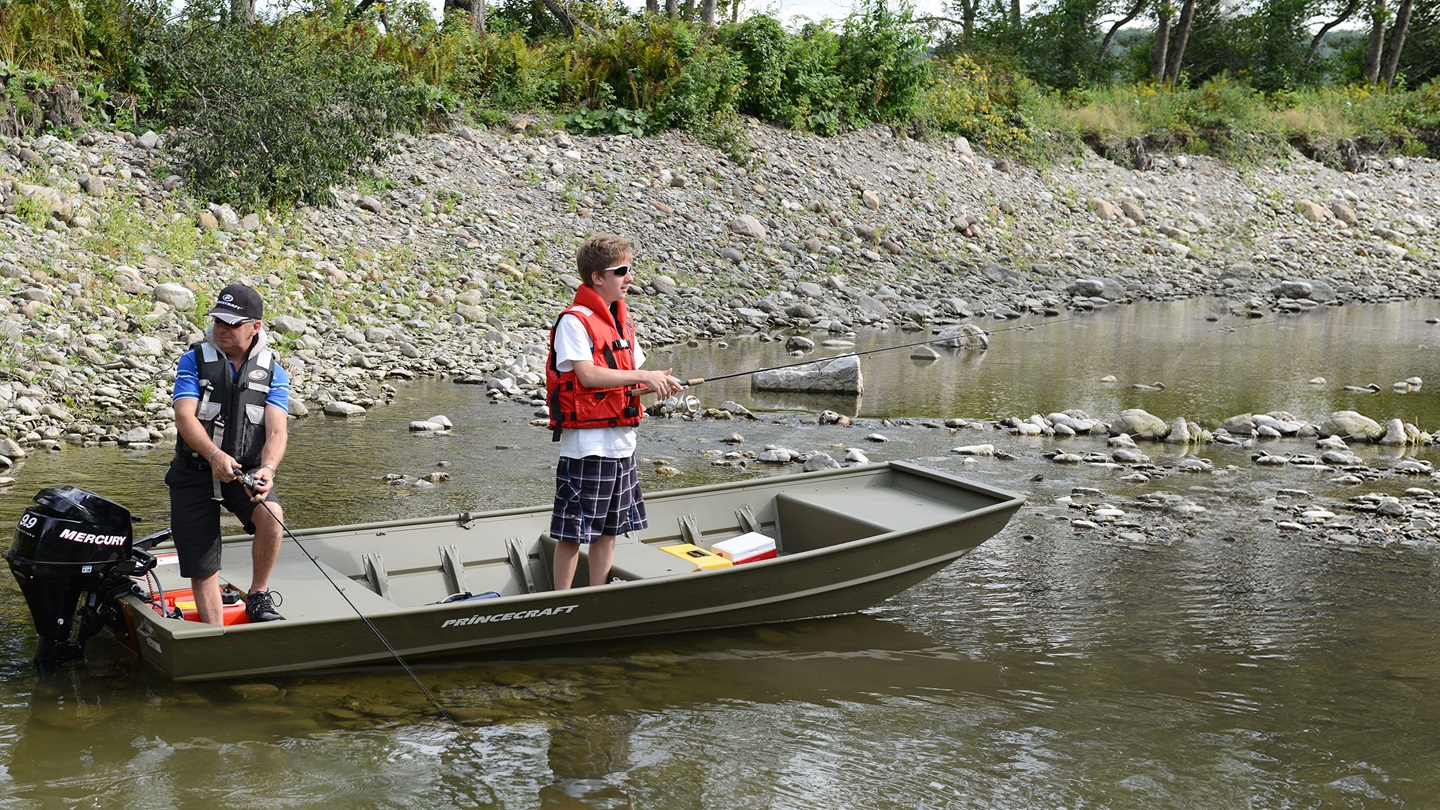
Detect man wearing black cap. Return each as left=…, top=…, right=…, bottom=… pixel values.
left=166, top=283, right=290, bottom=624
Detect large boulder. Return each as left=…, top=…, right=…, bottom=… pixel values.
left=1318, top=410, right=1383, bottom=441
left=153, top=282, right=196, bottom=312
left=1165, top=417, right=1192, bottom=444
left=270, top=315, right=309, bottom=336
left=752, top=355, right=863, bottom=395
left=1219, top=413, right=1256, bottom=436
left=728, top=215, right=766, bottom=239
left=1109, top=408, right=1169, bottom=440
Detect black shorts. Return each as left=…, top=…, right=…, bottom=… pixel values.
left=165, top=459, right=279, bottom=579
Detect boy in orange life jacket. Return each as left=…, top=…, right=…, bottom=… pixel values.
left=545, top=234, right=684, bottom=589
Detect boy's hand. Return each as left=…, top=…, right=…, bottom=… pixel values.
left=637, top=368, right=683, bottom=398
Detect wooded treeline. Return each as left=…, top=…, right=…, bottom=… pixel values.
left=2, top=0, right=1436, bottom=209
left=931, top=0, right=1436, bottom=91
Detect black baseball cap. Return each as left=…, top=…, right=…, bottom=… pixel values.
left=206, top=284, right=263, bottom=324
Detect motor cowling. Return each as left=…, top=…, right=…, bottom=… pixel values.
left=6, top=486, right=147, bottom=663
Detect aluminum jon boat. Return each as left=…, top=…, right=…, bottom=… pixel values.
left=7, top=461, right=1024, bottom=682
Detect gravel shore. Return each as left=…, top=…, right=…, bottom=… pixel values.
left=2, top=121, right=1438, bottom=484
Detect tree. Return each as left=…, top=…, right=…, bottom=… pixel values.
left=1019, top=0, right=1107, bottom=88
left=1163, top=0, right=1194, bottom=83
left=231, top=0, right=256, bottom=25
left=943, top=0, right=984, bottom=41
left=1098, top=0, right=1147, bottom=61
left=1305, top=0, right=1360, bottom=63
left=539, top=0, right=578, bottom=35
left=1406, top=0, right=1438, bottom=83
left=1363, top=0, right=1388, bottom=81
left=1380, top=0, right=1414, bottom=84
left=444, top=0, right=487, bottom=33
left=1233, top=0, right=1314, bottom=90
left=1152, top=0, right=1173, bottom=79
left=836, top=0, right=932, bottom=121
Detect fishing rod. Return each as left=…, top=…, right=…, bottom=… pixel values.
left=239, top=473, right=459, bottom=726
left=636, top=317, right=1074, bottom=394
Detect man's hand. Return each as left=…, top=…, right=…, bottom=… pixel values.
left=245, top=465, right=275, bottom=502
left=211, top=451, right=239, bottom=483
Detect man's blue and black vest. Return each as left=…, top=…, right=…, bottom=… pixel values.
left=175, top=338, right=277, bottom=469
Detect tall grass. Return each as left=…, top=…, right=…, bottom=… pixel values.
left=1021, top=76, right=1440, bottom=160
left=0, top=0, right=86, bottom=71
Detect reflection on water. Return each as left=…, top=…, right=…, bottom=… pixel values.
left=1, top=299, right=1439, bottom=807
left=660, top=298, right=1440, bottom=424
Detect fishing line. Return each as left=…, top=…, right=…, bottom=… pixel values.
left=642, top=317, right=1077, bottom=393
left=1199, top=314, right=1298, bottom=333
left=246, top=489, right=459, bottom=726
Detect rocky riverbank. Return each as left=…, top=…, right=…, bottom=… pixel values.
left=2, top=120, right=1439, bottom=485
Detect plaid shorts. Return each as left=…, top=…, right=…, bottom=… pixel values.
left=550, top=455, right=648, bottom=544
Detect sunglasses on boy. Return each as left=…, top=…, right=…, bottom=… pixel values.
left=602, top=264, right=632, bottom=277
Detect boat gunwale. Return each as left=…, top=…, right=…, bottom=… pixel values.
left=123, top=479, right=1024, bottom=635
left=182, top=460, right=1026, bottom=542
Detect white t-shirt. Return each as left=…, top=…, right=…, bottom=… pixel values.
left=553, top=307, right=646, bottom=459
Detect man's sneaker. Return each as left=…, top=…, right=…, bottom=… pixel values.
left=245, top=590, right=285, bottom=622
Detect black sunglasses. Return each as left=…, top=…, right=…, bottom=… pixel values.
left=602, top=264, right=632, bottom=277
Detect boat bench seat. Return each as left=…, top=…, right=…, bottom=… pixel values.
left=773, top=491, right=891, bottom=554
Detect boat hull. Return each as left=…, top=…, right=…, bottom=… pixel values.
left=115, top=461, right=1024, bottom=681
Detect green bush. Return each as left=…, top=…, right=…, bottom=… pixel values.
left=1183, top=74, right=1273, bottom=133
left=721, top=16, right=848, bottom=134
left=560, top=18, right=743, bottom=133
left=835, top=0, right=931, bottom=127
left=650, top=26, right=745, bottom=132
left=452, top=30, right=560, bottom=110
left=1404, top=79, right=1440, bottom=130
left=922, top=55, right=1041, bottom=155
left=153, top=17, right=425, bottom=209
left=725, top=14, right=791, bottom=122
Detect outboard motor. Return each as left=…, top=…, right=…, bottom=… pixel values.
left=6, top=486, right=156, bottom=664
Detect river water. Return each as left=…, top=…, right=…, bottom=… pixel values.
left=1, top=299, right=1439, bottom=808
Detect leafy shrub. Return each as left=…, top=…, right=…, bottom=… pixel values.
left=1182, top=75, right=1273, bottom=133
left=725, top=14, right=790, bottom=122
left=153, top=17, right=425, bottom=209
left=835, top=0, right=931, bottom=127
left=1403, top=79, right=1440, bottom=130
left=720, top=16, right=848, bottom=134
left=562, top=106, right=650, bottom=135
left=922, top=55, right=1040, bottom=155
left=650, top=26, right=745, bottom=132
left=560, top=18, right=743, bottom=133
left=452, top=30, right=559, bottom=110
